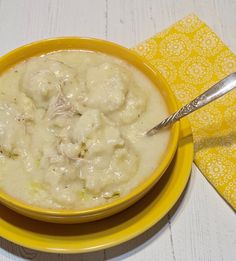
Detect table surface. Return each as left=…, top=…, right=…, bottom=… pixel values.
left=0, top=0, right=235, bottom=260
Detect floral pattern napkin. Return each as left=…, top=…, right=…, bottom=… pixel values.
left=133, top=14, right=236, bottom=210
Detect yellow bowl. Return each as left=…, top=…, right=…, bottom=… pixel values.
left=0, top=37, right=179, bottom=223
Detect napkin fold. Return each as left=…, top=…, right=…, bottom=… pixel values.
left=133, top=14, right=236, bottom=210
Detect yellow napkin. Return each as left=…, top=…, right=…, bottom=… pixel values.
left=133, top=14, right=236, bottom=210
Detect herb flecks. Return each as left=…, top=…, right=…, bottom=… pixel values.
left=103, top=192, right=120, bottom=199
left=75, top=111, right=82, bottom=116
left=0, top=145, right=19, bottom=159
left=78, top=142, right=88, bottom=158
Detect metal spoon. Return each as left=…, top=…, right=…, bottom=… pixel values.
left=146, top=72, right=236, bottom=136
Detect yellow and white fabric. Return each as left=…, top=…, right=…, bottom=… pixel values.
left=133, top=14, right=236, bottom=210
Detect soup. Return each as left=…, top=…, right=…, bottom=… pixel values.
left=0, top=50, right=170, bottom=209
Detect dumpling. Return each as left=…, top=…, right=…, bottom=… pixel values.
left=46, top=59, right=75, bottom=81
left=86, top=125, right=124, bottom=159
left=80, top=147, right=138, bottom=194
left=0, top=103, right=25, bottom=155
left=68, top=109, right=101, bottom=144
left=108, top=147, right=138, bottom=183
left=85, top=63, right=129, bottom=113
left=109, top=84, right=147, bottom=124
left=17, top=93, right=35, bottom=121
left=21, top=69, right=60, bottom=108
left=43, top=162, right=82, bottom=206
left=20, top=58, right=77, bottom=108
left=78, top=122, right=138, bottom=194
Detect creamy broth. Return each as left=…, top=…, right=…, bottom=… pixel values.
left=0, top=51, right=170, bottom=209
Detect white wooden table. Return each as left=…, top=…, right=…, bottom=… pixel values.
left=0, top=1, right=235, bottom=260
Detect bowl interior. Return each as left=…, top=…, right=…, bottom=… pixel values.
left=0, top=37, right=179, bottom=220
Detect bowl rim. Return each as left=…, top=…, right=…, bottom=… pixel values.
left=0, top=37, right=180, bottom=218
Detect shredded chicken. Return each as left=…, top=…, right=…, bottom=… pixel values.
left=47, top=92, right=75, bottom=119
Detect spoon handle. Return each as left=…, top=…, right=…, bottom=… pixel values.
left=147, top=72, right=236, bottom=136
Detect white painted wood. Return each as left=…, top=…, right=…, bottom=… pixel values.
left=0, top=0, right=236, bottom=260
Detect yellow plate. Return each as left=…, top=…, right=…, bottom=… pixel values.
left=0, top=117, right=193, bottom=253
